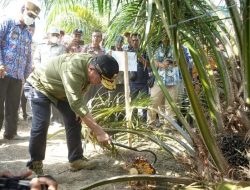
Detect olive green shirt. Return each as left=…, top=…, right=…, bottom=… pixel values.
left=27, top=53, right=92, bottom=117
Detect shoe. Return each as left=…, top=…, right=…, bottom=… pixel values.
left=28, top=161, right=44, bottom=175
left=69, top=158, right=98, bottom=171
left=3, top=134, right=25, bottom=140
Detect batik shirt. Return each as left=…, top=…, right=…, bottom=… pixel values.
left=82, top=44, right=105, bottom=56
left=154, top=45, right=180, bottom=86
left=0, top=17, right=32, bottom=80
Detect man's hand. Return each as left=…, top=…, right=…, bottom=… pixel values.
left=69, top=39, right=80, bottom=47
left=138, top=56, right=148, bottom=66
left=95, top=131, right=110, bottom=145
left=0, top=170, right=58, bottom=190
left=0, top=65, right=6, bottom=78
left=81, top=113, right=111, bottom=146
left=30, top=176, right=58, bottom=190
left=0, top=170, right=32, bottom=178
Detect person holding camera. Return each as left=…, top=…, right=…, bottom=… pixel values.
left=128, top=33, right=151, bottom=122
left=0, top=170, right=58, bottom=190
left=147, top=40, right=193, bottom=129
left=66, top=29, right=85, bottom=53
left=147, top=40, right=182, bottom=128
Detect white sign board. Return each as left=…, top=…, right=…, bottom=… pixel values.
left=111, top=51, right=137, bottom=71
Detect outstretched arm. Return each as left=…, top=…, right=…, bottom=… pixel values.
left=81, top=113, right=110, bottom=145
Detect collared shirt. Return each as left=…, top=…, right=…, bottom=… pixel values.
left=155, top=45, right=193, bottom=86
left=27, top=53, right=92, bottom=117
left=0, top=17, right=32, bottom=80
left=82, top=44, right=105, bottom=56
left=128, top=47, right=149, bottom=85
left=67, top=45, right=84, bottom=53
left=33, top=42, right=66, bottom=68
left=155, top=45, right=181, bottom=86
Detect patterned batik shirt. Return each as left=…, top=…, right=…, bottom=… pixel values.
left=155, top=45, right=181, bottom=86
left=82, top=44, right=105, bottom=56
left=0, top=18, right=32, bottom=80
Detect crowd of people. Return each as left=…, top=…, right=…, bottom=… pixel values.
left=0, top=0, right=194, bottom=188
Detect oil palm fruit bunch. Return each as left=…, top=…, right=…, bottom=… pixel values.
left=219, top=134, right=250, bottom=167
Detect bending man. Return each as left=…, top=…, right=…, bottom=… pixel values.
left=24, top=54, right=119, bottom=174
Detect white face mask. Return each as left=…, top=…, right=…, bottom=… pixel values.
left=23, top=12, right=34, bottom=26
left=50, top=36, right=59, bottom=44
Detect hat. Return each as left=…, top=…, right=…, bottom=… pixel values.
left=48, top=28, right=60, bottom=35
left=92, top=55, right=119, bottom=90
left=25, top=0, right=41, bottom=18
left=73, top=29, right=83, bottom=34
left=115, top=36, right=124, bottom=44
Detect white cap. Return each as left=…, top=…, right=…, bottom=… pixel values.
left=48, top=28, right=60, bottom=35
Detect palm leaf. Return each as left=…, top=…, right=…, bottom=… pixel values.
left=46, top=4, right=104, bottom=37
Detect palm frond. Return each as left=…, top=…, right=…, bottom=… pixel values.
left=46, top=4, right=104, bottom=37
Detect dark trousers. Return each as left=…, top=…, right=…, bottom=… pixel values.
left=24, top=83, right=83, bottom=163
left=0, top=77, right=22, bottom=138
left=21, top=90, right=28, bottom=119
left=51, top=104, right=64, bottom=124
left=130, top=83, right=149, bottom=121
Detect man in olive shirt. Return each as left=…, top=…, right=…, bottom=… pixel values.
left=24, top=54, right=119, bottom=174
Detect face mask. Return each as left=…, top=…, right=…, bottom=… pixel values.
left=50, top=36, right=59, bottom=44
left=23, top=12, right=34, bottom=26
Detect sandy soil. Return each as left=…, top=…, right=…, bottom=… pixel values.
left=0, top=118, right=184, bottom=190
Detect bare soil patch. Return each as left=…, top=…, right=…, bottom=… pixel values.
left=0, top=119, right=184, bottom=190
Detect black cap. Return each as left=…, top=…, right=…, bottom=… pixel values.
left=73, top=29, right=83, bottom=34
left=93, top=55, right=119, bottom=90
left=115, top=35, right=124, bottom=43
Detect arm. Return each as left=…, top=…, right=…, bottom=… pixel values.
left=30, top=176, right=58, bottom=190
left=0, top=65, right=6, bottom=78
left=24, top=41, right=32, bottom=79
left=0, top=170, right=58, bottom=190
left=61, top=70, right=110, bottom=144
left=66, top=39, right=79, bottom=53
left=32, top=45, right=41, bottom=69
left=0, top=19, right=9, bottom=66
left=155, top=60, right=169, bottom=69
left=0, top=19, right=9, bottom=77
left=81, top=113, right=110, bottom=144
left=138, top=52, right=150, bottom=67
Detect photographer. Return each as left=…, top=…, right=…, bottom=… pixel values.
left=0, top=170, right=58, bottom=190
left=66, top=29, right=85, bottom=53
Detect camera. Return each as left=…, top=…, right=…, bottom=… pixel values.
left=0, top=177, right=48, bottom=190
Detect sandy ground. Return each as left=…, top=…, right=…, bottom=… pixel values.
left=0, top=118, right=184, bottom=190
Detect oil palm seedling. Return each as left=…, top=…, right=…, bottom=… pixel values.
left=79, top=0, right=250, bottom=189
left=2, top=0, right=250, bottom=188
